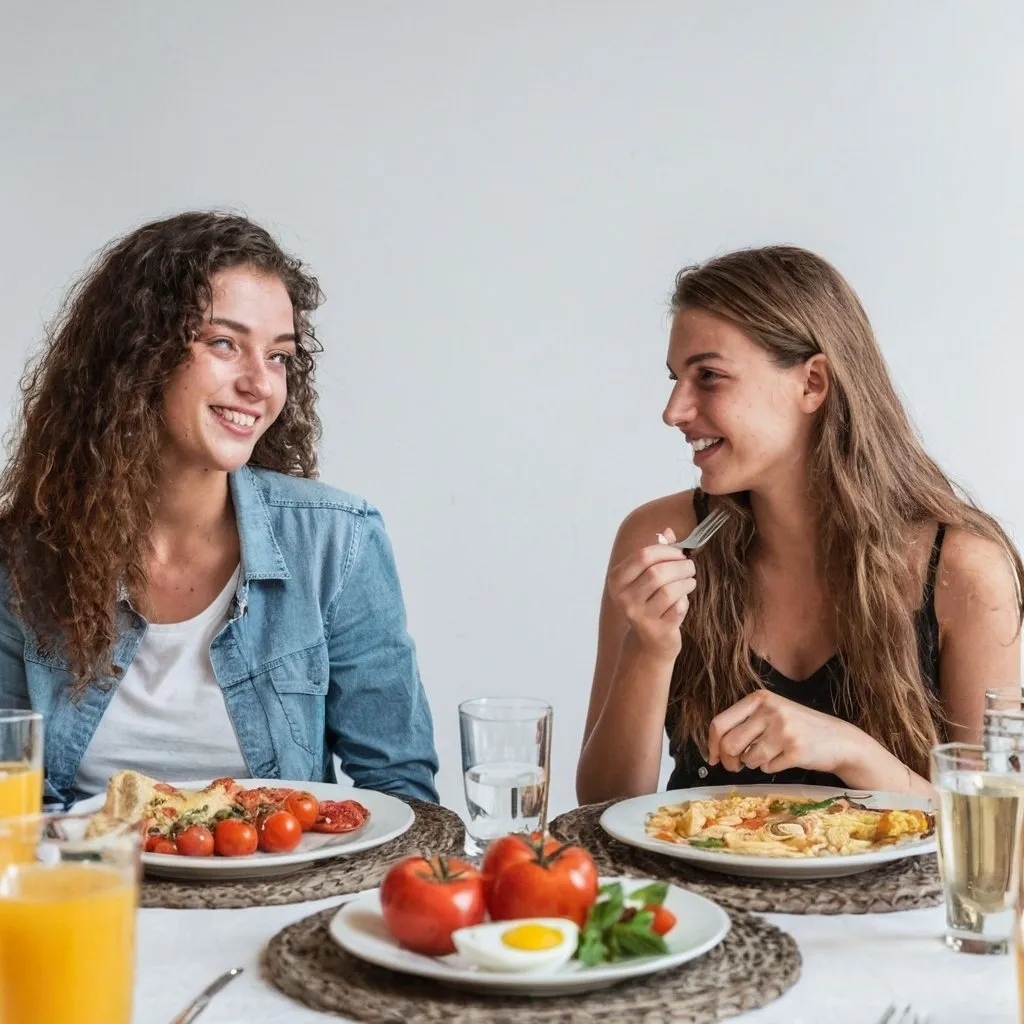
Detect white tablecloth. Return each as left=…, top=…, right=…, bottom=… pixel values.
left=134, top=899, right=1018, bottom=1023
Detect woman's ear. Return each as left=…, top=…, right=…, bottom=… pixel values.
left=800, top=353, right=830, bottom=413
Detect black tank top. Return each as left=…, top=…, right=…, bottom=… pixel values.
left=665, top=491, right=944, bottom=790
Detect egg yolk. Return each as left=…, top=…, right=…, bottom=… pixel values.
left=500, top=924, right=564, bottom=951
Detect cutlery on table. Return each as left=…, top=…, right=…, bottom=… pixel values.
left=876, top=1005, right=928, bottom=1024
left=169, top=966, right=244, bottom=1024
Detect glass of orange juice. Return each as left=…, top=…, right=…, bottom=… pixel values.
left=0, top=810, right=140, bottom=1024
left=0, top=709, right=43, bottom=818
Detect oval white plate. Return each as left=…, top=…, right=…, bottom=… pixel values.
left=328, top=876, right=731, bottom=996
left=74, top=779, right=414, bottom=880
left=600, top=784, right=937, bottom=880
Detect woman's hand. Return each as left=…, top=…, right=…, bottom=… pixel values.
left=606, top=528, right=696, bottom=658
left=706, top=689, right=873, bottom=777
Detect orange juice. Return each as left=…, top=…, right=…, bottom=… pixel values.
left=0, top=763, right=42, bottom=819
left=0, top=862, right=136, bottom=1024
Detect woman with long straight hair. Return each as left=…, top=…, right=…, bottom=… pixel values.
left=577, top=246, right=1022, bottom=802
left=0, top=211, right=438, bottom=806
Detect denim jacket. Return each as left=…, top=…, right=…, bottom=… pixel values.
left=0, top=466, right=439, bottom=807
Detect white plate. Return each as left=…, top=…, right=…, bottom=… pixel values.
left=328, top=876, right=731, bottom=996
left=73, top=779, right=414, bottom=880
left=600, top=784, right=937, bottom=879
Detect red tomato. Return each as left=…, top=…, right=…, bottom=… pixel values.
left=312, top=799, right=369, bottom=834
left=284, top=791, right=320, bottom=831
left=258, top=811, right=303, bottom=853
left=380, top=856, right=486, bottom=956
left=488, top=841, right=599, bottom=927
left=214, top=819, right=258, bottom=857
left=176, top=825, right=215, bottom=857
left=146, top=836, right=178, bottom=855
left=480, top=832, right=561, bottom=903
left=648, top=904, right=677, bottom=936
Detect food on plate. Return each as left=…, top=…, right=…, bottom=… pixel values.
left=577, top=881, right=673, bottom=966
left=487, top=836, right=599, bottom=927
left=378, top=835, right=673, bottom=973
left=645, top=792, right=934, bottom=858
left=86, top=770, right=369, bottom=858
left=380, top=855, right=487, bottom=956
left=451, top=918, right=579, bottom=973
left=480, top=831, right=562, bottom=902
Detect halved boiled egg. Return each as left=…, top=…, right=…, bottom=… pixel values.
left=451, top=918, right=579, bottom=973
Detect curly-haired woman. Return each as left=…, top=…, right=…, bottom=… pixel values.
left=577, top=246, right=1022, bottom=803
left=0, top=212, right=438, bottom=806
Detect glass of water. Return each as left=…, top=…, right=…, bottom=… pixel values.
left=459, top=697, right=552, bottom=852
left=932, top=741, right=1024, bottom=955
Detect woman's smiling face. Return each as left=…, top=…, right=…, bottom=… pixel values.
left=161, top=265, right=297, bottom=474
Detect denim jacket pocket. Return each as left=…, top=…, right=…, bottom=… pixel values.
left=259, top=642, right=329, bottom=758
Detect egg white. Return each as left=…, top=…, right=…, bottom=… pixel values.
left=451, top=918, right=579, bottom=973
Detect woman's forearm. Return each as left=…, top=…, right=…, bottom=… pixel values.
left=576, top=634, right=677, bottom=805
left=835, top=732, right=933, bottom=797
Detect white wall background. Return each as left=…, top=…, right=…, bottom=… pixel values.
left=1, top=1, right=1021, bottom=819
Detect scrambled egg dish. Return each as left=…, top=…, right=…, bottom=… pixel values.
left=645, top=793, right=934, bottom=858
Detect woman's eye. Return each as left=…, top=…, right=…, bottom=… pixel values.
left=269, top=352, right=292, bottom=365
left=697, top=368, right=722, bottom=385
left=209, top=337, right=236, bottom=352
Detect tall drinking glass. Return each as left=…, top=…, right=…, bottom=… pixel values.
left=0, top=709, right=43, bottom=818
left=932, top=742, right=1024, bottom=954
left=459, top=697, right=552, bottom=851
left=0, top=811, right=140, bottom=1024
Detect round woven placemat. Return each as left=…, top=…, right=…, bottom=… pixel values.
left=262, top=904, right=800, bottom=1023
left=550, top=801, right=941, bottom=916
left=140, top=799, right=464, bottom=910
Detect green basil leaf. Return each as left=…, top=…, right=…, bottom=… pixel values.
left=689, top=837, right=726, bottom=849
left=627, top=881, right=669, bottom=907
left=610, top=924, right=669, bottom=958
left=576, top=933, right=608, bottom=967
left=790, top=797, right=839, bottom=816
left=628, top=909, right=655, bottom=932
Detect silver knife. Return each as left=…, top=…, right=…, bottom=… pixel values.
left=169, top=967, right=244, bottom=1024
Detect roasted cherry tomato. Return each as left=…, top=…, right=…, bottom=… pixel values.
left=312, top=799, right=369, bottom=834
left=480, top=832, right=561, bottom=904
left=488, top=840, right=599, bottom=927
left=146, top=836, right=178, bottom=855
left=213, top=818, right=258, bottom=857
left=380, top=855, right=486, bottom=956
left=284, top=791, right=320, bottom=831
left=258, top=810, right=303, bottom=853
left=176, top=825, right=215, bottom=857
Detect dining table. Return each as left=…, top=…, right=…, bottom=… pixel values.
left=135, top=897, right=1018, bottom=1023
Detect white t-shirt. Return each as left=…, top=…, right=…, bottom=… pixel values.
left=74, top=566, right=249, bottom=796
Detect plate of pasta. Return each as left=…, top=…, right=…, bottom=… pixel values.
left=600, top=785, right=937, bottom=879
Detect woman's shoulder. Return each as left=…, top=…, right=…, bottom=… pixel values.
left=241, top=465, right=373, bottom=516
left=935, top=526, right=1021, bottom=616
left=611, top=489, right=700, bottom=556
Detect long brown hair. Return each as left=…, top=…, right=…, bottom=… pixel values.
left=668, top=245, right=1024, bottom=777
left=0, top=211, right=324, bottom=690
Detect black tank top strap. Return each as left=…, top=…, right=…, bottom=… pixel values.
left=925, top=523, right=946, bottom=602
left=692, top=489, right=709, bottom=524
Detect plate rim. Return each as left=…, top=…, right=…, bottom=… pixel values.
left=328, top=875, right=731, bottom=991
left=72, top=777, right=414, bottom=875
left=599, top=783, right=937, bottom=875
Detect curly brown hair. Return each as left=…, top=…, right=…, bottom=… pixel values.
left=0, top=211, right=324, bottom=691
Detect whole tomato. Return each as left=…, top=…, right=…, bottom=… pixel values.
left=258, top=811, right=303, bottom=854
left=213, top=819, right=259, bottom=857
left=284, top=791, right=320, bottom=831
left=480, top=831, right=561, bottom=903
left=176, top=825, right=215, bottom=857
left=380, top=855, right=486, bottom=956
left=488, top=841, right=599, bottom=927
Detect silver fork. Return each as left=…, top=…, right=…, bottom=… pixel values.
left=169, top=967, right=244, bottom=1023
left=660, top=504, right=730, bottom=553
left=877, top=1005, right=928, bottom=1024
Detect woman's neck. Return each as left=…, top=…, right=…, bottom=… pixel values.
left=747, top=468, right=819, bottom=572
left=149, top=467, right=235, bottom=562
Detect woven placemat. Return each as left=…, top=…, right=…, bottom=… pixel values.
left=262, top=903, right=800, bottom=1023
left=550, top=802, right=941, bottom=916
left=140, top=799, right=464, bottom=910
